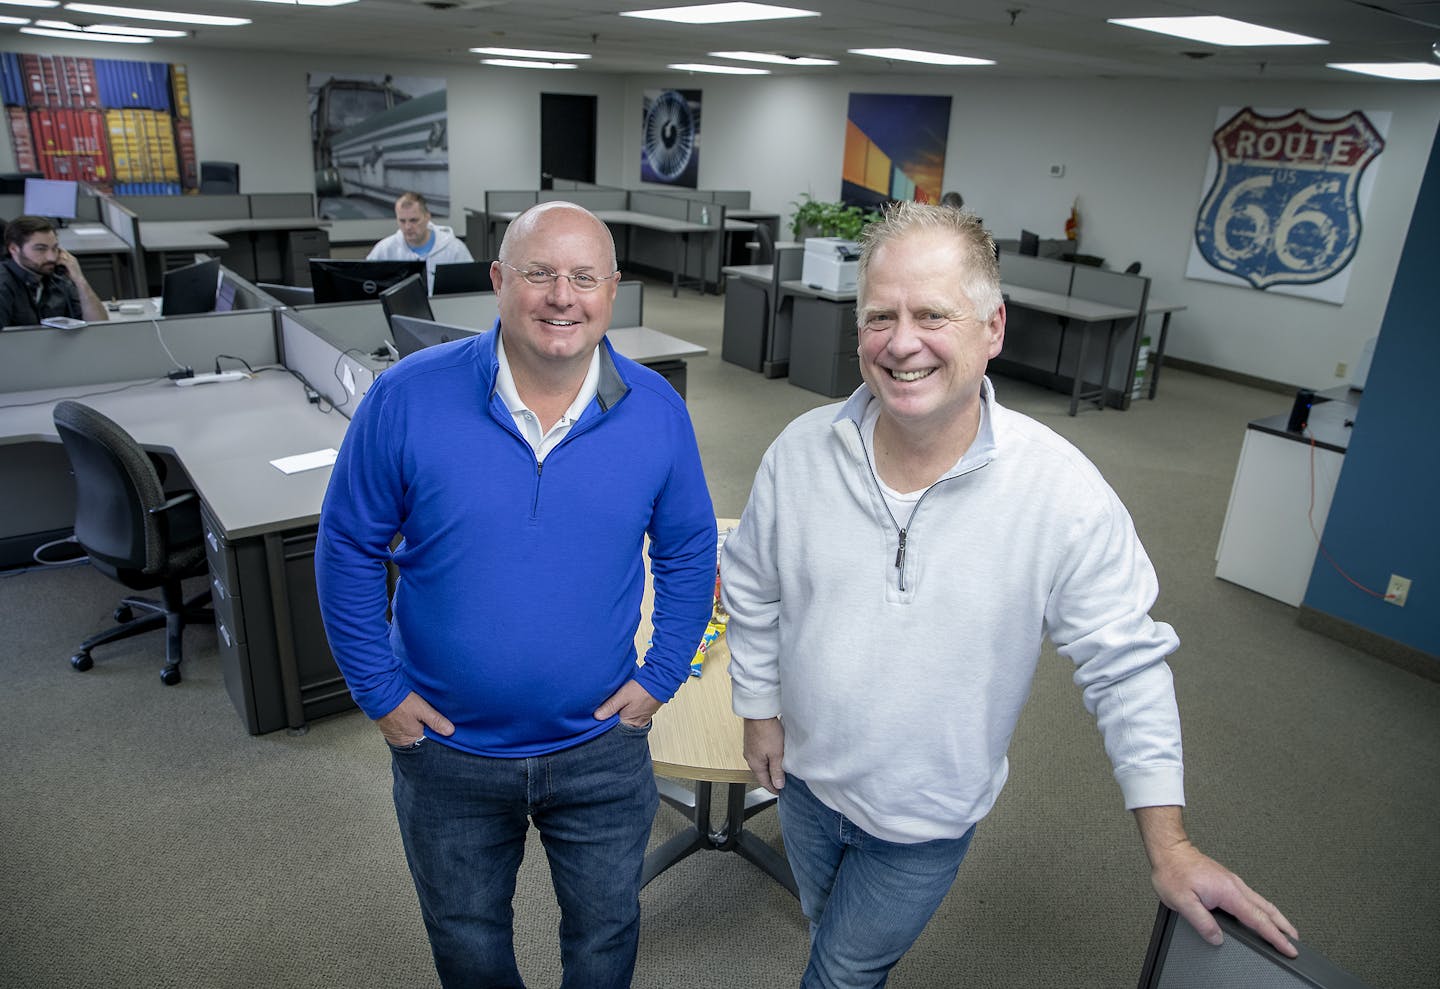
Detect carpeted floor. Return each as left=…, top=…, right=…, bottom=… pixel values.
left=2, top=276, right=1435, bottom=988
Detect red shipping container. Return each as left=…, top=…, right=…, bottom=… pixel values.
left=21, top=54, right=46, bottom=109
left=62, top=57, right=100, bottom=109
left=174, top=118, right=197, bottom=190
left=7, top=107, right=38, bottom=172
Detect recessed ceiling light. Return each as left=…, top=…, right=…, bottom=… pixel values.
left=623, top=3, right=817, bottom=26
left=849, top=48, right=994, bottom=66
left=22, top=23, right=151, bottom=40
left=667, top=63, right=771, bottom=74
left=1108, top=16, right=1326, bottom=47
left=480, top=58, right=577, bottom=70
left=37, top=17, right=186, bottom=34
left=709, top=51, right=836, bottom=66
left=63, top=3, right=251, bottom=26
left=471, top=46, right=591, bottom=60
left=1327, top=62, right=1440, bottom=80
left=0, top=0, right=60, bottom=7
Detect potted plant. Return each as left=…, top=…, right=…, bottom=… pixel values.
left=789, top=194, right=882, bottom=241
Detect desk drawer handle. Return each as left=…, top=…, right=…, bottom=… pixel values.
left=211, top=576, right=227, bottom=601
left=207, top=531, right=219, bottom=553
left=218, top=621, right=231, bottom=648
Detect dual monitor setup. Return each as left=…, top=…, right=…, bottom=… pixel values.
left=306, top=258, right=492, bottom=304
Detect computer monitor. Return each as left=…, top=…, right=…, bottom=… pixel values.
left=0, top=172, right=42, bottom=195
left=308, top=258, right=425, bottom=304
left=1137, top=904, right=1373, bottom=989
left=24, top=178, right=78, bottom=223
left=389, top=315, right=484, bottom=359
left=379, top=273, right=434, bottom=325
left=1019, top=229, right=1040, bottom=257
left=432, top=261, right=493, bottom=296
left=160, top=257, right=222, bottom=316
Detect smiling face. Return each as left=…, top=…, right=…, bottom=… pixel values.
left=395, top=197, right=431, bottom=248
left=857, top=228, right=1005, bottom=436
left=490, top=203, right=618, bottom=381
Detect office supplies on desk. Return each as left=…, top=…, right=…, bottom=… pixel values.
left=270, top=448, right=339, bottom=474
left=41, top=316, right=86, bottom=329
left=174, top=371, right=249, bottom=387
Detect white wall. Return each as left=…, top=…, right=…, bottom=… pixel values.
left=625, top=70, right=1439, bottom=389
left=5, top=35, right=1436, bottom=387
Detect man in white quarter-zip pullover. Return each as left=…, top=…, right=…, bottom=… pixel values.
left=720, top=201, right=1296, bottom=989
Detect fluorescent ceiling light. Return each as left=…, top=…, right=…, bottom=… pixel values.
left=243, top=0, right=357, bottom=5
left=667, top=63, right=771, bottom=74
left=480, top=58, right=577, bottom=70
left=1108, top=16, right=1326, bottom=47
left=849, top=48, right=994, bottom=66
left=622, top=3, right=817, bottom=25
left=471, top=46, right=591, bottom=59
left=1327, top=62, right=1440, bottom=80
left=22, top=23, right=150, bottom=40
left=63, top=3, right=251, bottom=25
left=0, top=0, right=59, bottom=7
left=0, top=13, right=29, bottom=21
left=709, top=50, right=836, bottom=66
left=37, top=17, right=186, bottom=34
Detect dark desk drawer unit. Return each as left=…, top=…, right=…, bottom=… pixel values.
left=789, top=297, right=861, bottom=398
left=201, top=504, right=355, bottom=735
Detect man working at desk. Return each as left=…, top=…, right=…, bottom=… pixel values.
left=366, top=190, right=474, bottom=293
left=0, top=216, right=109, bottom=328
left=721, top=202, right=1296, bottom=989
left=317, top=201, right=717, bottom=988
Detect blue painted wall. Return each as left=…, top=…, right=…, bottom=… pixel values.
left=1303, top=120, right=1440, bottom=660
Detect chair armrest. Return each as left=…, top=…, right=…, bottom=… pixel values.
left=148, top=491, right=198, bottom=516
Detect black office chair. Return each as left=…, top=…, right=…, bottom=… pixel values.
left=1124, top=261, right=1142, bottom=275
left=753, top=222, right=776, bottom=265
left=52, top=400, right=213, bottom=685
left=199, top=160, right=240, bottom=194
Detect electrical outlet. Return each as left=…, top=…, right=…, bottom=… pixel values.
left=1386, top=574, right=1411, bottom=607
left=1335, top=362, right=1348, bottom=378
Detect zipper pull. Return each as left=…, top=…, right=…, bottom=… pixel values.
left=895, top=528, right=907, bottom=570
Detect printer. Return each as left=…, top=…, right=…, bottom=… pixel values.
left=801, top=237, right=861, bottom=293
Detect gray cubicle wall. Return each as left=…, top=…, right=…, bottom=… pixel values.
left=249, top=193, right=316, bottom=219
left=997, top=254, right=1075, bottom=373
left=0, top=310, right=281, bottom=566
left=118, top=194, right=250, bottom=221
left=279, top=307, right=378, bottom=416
left=626, top=190, right=721, bottom=290
left=1068, top=265, right=1150, bottom=406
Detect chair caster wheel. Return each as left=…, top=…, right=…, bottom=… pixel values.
left=113, top=605, right=134, bottom=623
left=71, top=652, right=93, bottom=672
left=160, top=666, right=181, bottom=686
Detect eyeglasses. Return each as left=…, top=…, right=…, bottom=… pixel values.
left=498, top=261, right=619, bottom=292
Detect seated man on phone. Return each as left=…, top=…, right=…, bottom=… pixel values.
left=0, top=215, right=109, bottom=328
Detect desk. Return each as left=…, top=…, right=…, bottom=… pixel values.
left=141, top=217, right=330, bottom=288
left=1142, top=300, right=1187, bottom=400
left=606, top=325, right=706, bottom=398
left=639, top=519, right=797, bottom=896
left=0, top=370, right=355, bottom=735
left=60, top=223, right=140, bottom=300
left=1001, top=285, right=1138, bottom=415
left=1215, top=395, right=1356, bottom=607
left=490, top=208, right=718, bottom=298
left=779, top=280, right=861, bottom=399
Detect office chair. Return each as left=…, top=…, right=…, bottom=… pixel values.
left=753, top=222, right=776, bottom=265
left=1125, top=261, right=1143, bottom=275
left=52, top=400, right=214, bottom=686
left=199, top=160, right=240, bottom=194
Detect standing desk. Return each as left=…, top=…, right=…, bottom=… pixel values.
left=639, top=519, right=797, bottom=897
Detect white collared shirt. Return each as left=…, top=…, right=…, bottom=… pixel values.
left=494, top=333, right=601, bottom=462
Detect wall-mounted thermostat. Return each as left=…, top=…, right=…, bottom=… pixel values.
left=1049, top=163, right=1065, bottom=177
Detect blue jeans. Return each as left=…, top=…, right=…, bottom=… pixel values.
left=390, top=723, right=659, bottom=989
left=779, top=775, right=977, bottom=989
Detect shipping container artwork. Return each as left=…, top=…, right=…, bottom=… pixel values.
left=1, top=51, right=198, bottom=195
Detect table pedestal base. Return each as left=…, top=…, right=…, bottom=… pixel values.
left=642, top=776, right=797, bottom=897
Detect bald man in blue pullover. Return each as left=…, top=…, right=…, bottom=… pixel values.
left=316, top=202, right=717, bottom=989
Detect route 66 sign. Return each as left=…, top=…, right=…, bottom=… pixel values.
left=1193, top=108, right=1385, bottom=293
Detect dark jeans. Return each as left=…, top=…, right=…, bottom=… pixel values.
left=390, top=723, right=659, bottom=989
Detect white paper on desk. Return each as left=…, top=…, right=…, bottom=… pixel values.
left=270, top=448, right=339, bottom=474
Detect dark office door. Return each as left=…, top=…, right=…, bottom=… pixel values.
left=540, top=93, right=597, bottom=189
